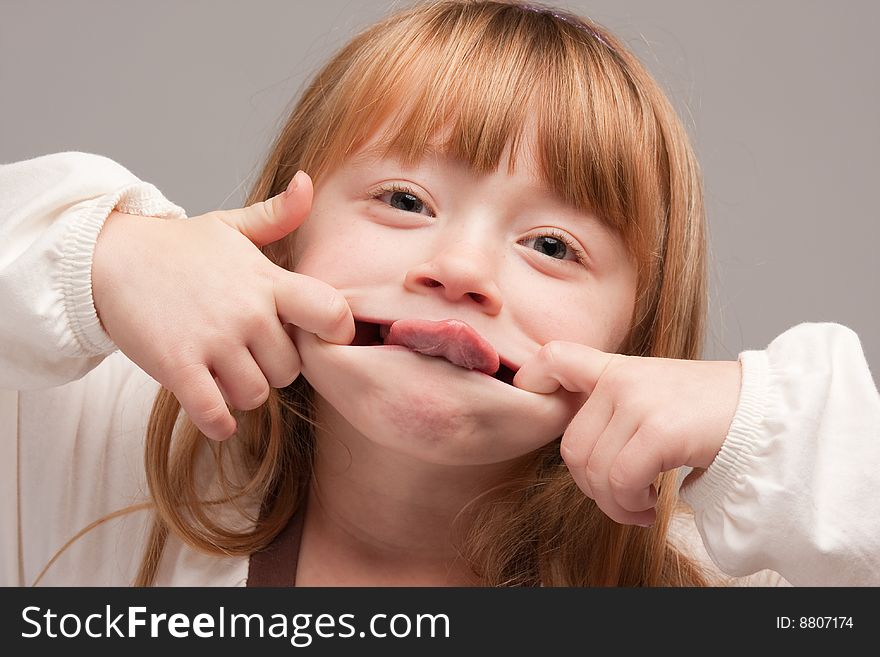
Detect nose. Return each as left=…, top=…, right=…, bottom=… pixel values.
left=404, top=241, right=503, bottom=315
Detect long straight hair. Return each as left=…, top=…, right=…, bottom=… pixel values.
left=38, top=0, right=714, bottom=586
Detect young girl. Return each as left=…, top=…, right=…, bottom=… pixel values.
left=1, top=0, right=878, bottom=587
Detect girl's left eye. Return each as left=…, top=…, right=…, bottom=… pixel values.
left=371, top=183, right=434, bottom=217
left=518, top=229, right=588, bottom=266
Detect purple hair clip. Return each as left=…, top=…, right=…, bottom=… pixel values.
left=519, top=2, right=612, bottom=49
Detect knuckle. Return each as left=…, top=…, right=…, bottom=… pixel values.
left=534, top=341, right=566, bottom=376
left=281, top=365, right=301, bottom=387
left=280, top=348, right=302, bottom=387
left=607, top=459, right=633, bottom=496
left=195, top=399, right=232, bottom=432
left=239, top=382, right=271, bottom=410
left=639, top=420, right=666, bottom=444
left=243, top=310, right=274, bottom=335
left=280, top=371, right=300, bottom=388
left=158, top=347, right=199, bottom=380
left=539, top=341, right=565, bottom=367
left=559, top=439, right=585, bottom=469
left=269, top=365, right=300, bottom=388
left=584, top=459, right=605, bottom=489
left=210, top=334, right=244, bottom=358
left=324, top=292, right=350, bottom=326
left=602, top=360, right=630, bottom=389
left=251, top=199, right=273, bottom=225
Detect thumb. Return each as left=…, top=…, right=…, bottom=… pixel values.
left=513, top=341, right=616, bottom=395
left=217, top=170, right=313, bottom=247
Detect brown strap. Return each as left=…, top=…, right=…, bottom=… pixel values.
left=246, top=505, right=305, bottom=587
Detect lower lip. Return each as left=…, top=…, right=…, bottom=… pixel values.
left=359, top=344, right=506, bottom=384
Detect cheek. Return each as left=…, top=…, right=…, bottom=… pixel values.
left=293, top=226, right=372, bottom=283
left=510, top=284, right=635, bottom=351
left=293, top=213, right=405, bottom=285
left=295, top=245, right=352, bottom=282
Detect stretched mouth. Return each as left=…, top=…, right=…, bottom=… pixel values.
left=351, top=320, right=518, bottom=386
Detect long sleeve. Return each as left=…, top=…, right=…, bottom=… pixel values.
left=0, top=151, right=186, bottom=390
left=0, top=152, right=250, bottom=586
left=0, top=151, right=184, bottom=586
left=679, top=322, right=880, bottom=586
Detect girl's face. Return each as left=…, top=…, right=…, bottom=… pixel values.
left=291, top=129, right=638, bottom=466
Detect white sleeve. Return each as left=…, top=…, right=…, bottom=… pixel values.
left=0, top=152, right=187, bottom=585
left=0, top=151, right=186, bottom=390
left=679, top=322, right=880, bottom=586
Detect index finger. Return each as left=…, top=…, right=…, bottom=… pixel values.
left=272, top=271, right=355, bottom=345
left=513, top=341, right=616, bottom=395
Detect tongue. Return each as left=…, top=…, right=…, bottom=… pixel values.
left=384, top=319, right=500, bottom=375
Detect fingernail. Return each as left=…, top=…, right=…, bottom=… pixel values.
left=285, top=170, right=304, bottom=196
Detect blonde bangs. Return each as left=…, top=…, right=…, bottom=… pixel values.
left=296, top=1, right=662, bottom=250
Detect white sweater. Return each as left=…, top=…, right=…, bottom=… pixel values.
left=1, top=152, right=878, bottom=587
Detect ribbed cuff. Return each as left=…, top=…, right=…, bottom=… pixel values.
left=679, top=349, right=769, bottom=509
left=59, top=182, right=187, bottom=357
left=116, top=183, right=187, bottom=219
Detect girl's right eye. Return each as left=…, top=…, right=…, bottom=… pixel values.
left=371, top=183, right=435, bottom=217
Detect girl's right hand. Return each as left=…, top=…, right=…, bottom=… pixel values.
left=91, top=171, right=354, bottom=441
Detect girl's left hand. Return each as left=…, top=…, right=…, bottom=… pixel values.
left=513, top=342, right=742, bottom=526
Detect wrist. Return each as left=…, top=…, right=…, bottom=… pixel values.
left=91, top=211, right=150, bottom=334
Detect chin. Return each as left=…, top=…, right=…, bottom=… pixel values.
left=294, top=328, right=583, bottom=466
left=324, top=384, right=513, bottom=465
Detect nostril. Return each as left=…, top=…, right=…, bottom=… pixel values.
left=417, top=278, right=490, bottom=306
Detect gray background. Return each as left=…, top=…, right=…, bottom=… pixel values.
left=2, top=0, right=877, bottom=374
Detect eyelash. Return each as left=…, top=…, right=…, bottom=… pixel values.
left=369, top=182, right=589, bottom=267
left=371, top=182, right=429, bottom=212
left=530, top=227, right=589, bottom=266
